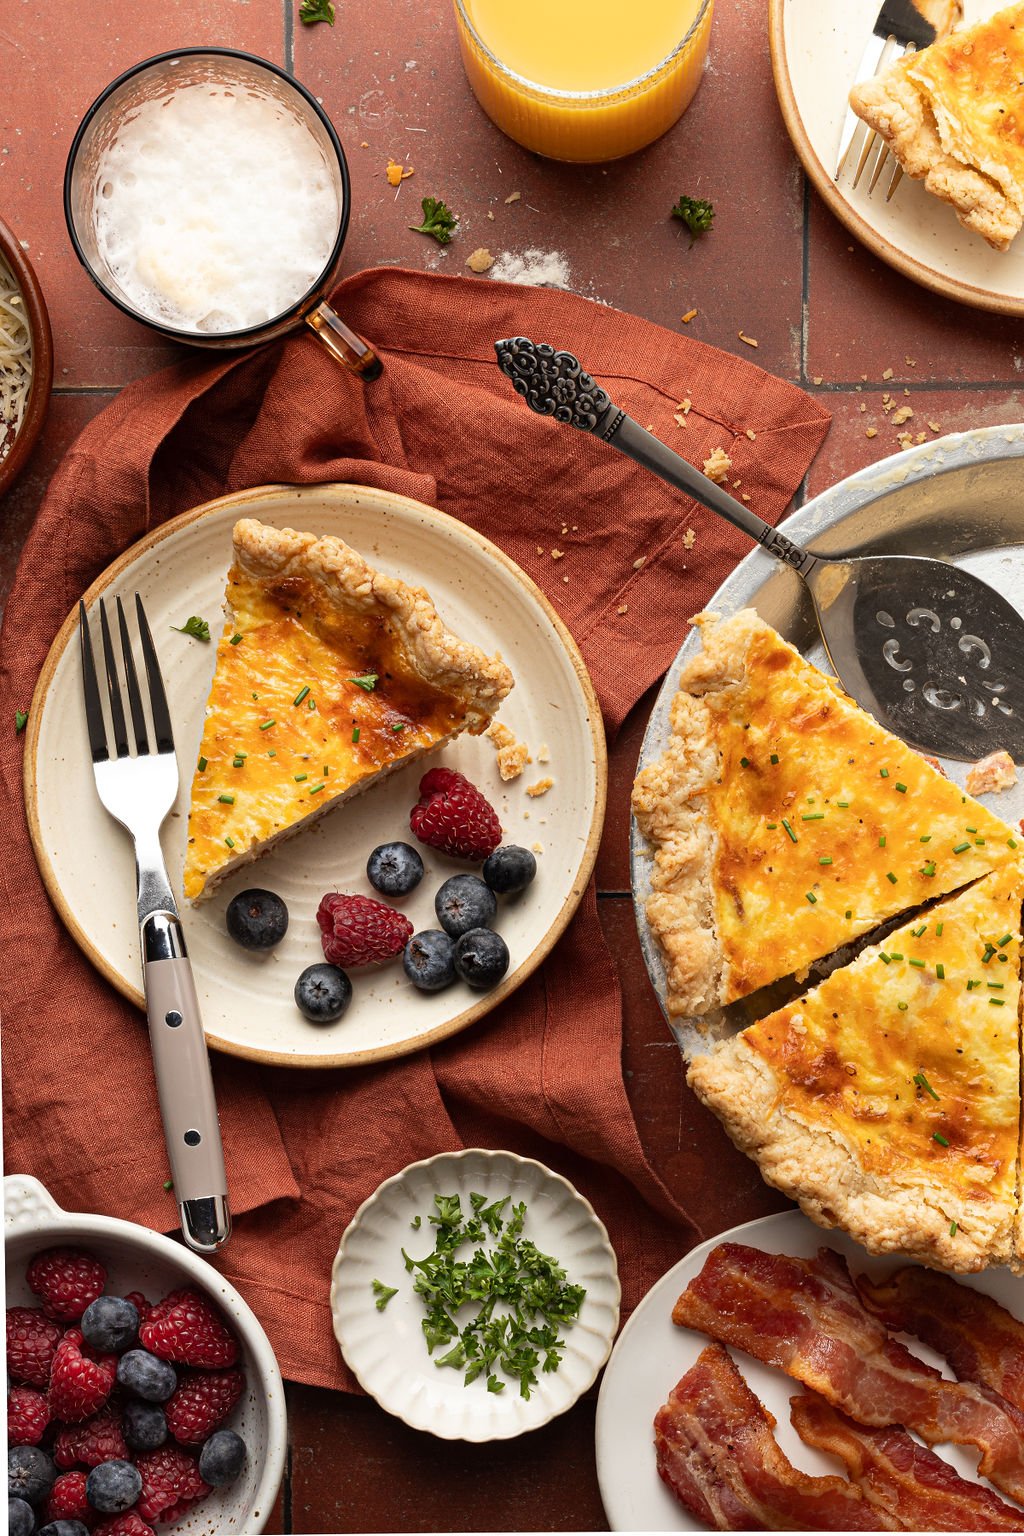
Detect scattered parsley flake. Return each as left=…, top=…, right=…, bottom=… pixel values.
left=670, top=195, right=715, bottom=240
left=172, top=616, right=210, bottom=642
left=299, top=0, right=335, bottom=22
left=14, top=709, right=27, bottom=734
left=371, top=1279, right=398, bottom=1311
left=409, top=196, right=458, bottom=245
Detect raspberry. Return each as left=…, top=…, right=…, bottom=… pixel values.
left=316, top=892, right=413, bottom=967
left=8, top=1384, right=51, bottom=1446
left=123, top=1292, right=151, bottom=1326
left=409, top=767, right=501, bottom=861
left=48, top=1331, right=117, bottom=1424
left=7, top=1306, right=65, bottom=1386
left=164, top=1367, right=245, bottom=1445
left=139, top=1289, right=239, bottom=1369
left=54, top=1404, right=128, bottom=1469
left=43, top=1469, right=93, bottom=1525
left=93, top=1515, right=156, bottom=1536
left=135, top=1446, right=211, bottom=1524
left=27, top=1247, right=107, bottom=1321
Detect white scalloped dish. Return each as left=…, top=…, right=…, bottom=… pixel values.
left=330, top=1148, right=621, bottom=1441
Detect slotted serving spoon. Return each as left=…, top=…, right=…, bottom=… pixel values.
left=495, top=336, right=1024, bottom=763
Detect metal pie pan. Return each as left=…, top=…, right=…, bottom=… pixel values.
left=630, top=424, right=1024, bottom=1048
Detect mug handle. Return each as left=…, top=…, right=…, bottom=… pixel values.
left=306, top=300, right=383, bottom=379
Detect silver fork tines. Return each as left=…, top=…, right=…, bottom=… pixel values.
left=80, top=596, right=175, bottom=763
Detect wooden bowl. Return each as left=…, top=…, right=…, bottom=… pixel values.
left=0, top=214, right=53, bottom=500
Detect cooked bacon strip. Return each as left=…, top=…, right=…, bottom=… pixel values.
left=858, top=1267, right=1024, bottom=1411
left=654, top=1344, right=890, bottom=1530
left=791, top=1392, right=1024, bottom=1532
left=672, top=1243, right=1024, bottom=1504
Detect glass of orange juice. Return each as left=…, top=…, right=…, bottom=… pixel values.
left=452, top=0, right=714, bottom=164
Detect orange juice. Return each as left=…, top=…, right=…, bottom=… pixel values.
left=453, top=0, right=713, bottom=162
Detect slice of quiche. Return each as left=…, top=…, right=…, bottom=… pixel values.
left=631, top=609, right=1018, bottom=1017
left=687, top=865, right=1024, bottom=1273
left=850, top=1, right=1024, bottom=251
left=182, top=519, right=514, bottom=902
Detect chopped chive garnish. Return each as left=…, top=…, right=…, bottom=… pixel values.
left=324, top=766, right=330, bottom=776
left=950, top=1221, right=958, bottom=1236
left=308, top=698, right=316, bottom=711
left=967, top=980, right=979, bottom=990
left=259, top=719, right=276, bottom=731
left=770, top=753, right=779, bottom=764
left=392, top=723, right=406, bottom=732
left=975, top=839, right=986, bottom=846
left=806, top=891, right=817, bottom=904
left=217, top=793, right=234, bottom=805
left=293, top=686, right=310, bottom=706
left=739, top=756, right=750, bottom=768
left=802, top=812, right=825, bottom=821
left=895, top=782, right=907, bottom=793
left=933, top=1133, right=950, bottom=1147
left=988, top=982, right=1005, bottom=990
left=225, top=836, right=235, bottom=848
left=997, top=933, right=1013, bottom=947
left=920, top=835, right=932, bottom=843
left=909, top=958, right=925, bottom=968
left=349, top=673, right=379, bottom=691
left=232, top=757, right=245, bottom=768
left=886, top=871, right=897, bottom=884
left=819, top=855, right=833, bottom=865
left=920, top=861, right=936, bottom=877
left=197, top=756, right=208, bottom=772
left=982, top=944, right=997, bottom=963
left=1010, top=838, right=1019, bottom=849
left=936, top=963, right=945, bottom=979
left=309, top=782, right=326, bottom=794
left=294, top=773, right=308, bottom=782
left=879, top=835, right=886, bottom=848
left=912, top=925, right=927, bottom=938
left=879, top=768, right=889, bottom=778
left=936, top=923, right=943, bottom=936
left=229, top=633, right=243, bottom=645
left=837, top=800, right=850, bottom=808
left=990, top=997, right=1006, bottom=1006
left=952, top=842, right=970, bottom=854
left=766, top=821, right=778, bottom=829
left=267, top=749, right=277, bottom=757
left=845, top=908, right=852, bottom=919
left=890, top=952, right=904, bottom=961
left=352, top=726, right=360, bottom=743
left=782, top=819, right=797, bottom=843
left=879, top=953, right=892, bottom=965
left=966, top=826, right=978, bottom=834
left=897, top=1001, right=908, bottom=1011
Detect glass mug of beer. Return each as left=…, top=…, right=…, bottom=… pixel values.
left=64, top=49, right=381, bottom=379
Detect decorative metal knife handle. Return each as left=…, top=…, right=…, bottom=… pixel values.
left=494, top=335, right=819, bottom=579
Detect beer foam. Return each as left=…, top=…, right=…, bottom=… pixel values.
left=92, top=84, right=341, bottom=333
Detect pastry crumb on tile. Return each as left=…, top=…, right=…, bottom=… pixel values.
left=891, top=405, right=914, bottom=426
left=865, top=427, right=878, bottom=438
left=896, top=431, right=915, bottom=450
left=882, top=367, right=894, bottom=380
left=681, top=308, right=698, bottom=323
left=812, top=375, right=823, bottom=385
left=536, top=743, right=551, bottom=763
left=928, top=419, right=942, bottom=432
left=965, top=750, right=1017, bottom=796
left=497, top=742, right=530, bottom=781
left=531, top=841, right=544, bottom=854
left=525, top=777, right=554, bottom=798
left=465, top=247, right=495, bottom=273
left=702, top=447, right=733, bottom=484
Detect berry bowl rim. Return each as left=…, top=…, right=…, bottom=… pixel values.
left=4, top=1172, right=286, bottom=1533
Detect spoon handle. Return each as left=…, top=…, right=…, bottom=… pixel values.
left=495, top=336, right=818, bottom=577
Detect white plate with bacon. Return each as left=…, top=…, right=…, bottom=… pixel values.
left=595, top=1209, right=1024, bottom=1531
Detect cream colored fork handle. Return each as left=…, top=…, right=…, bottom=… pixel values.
left=142, top=915, right=231, bottom=1254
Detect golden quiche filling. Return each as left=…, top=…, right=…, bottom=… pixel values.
left=631, top=610, right=1018, bottom=1017
left=688, top=865, right=1024, bottom=1273
left=183, top=519, right=513, bottom=902
left=850, top=1, right=1024, bottom=250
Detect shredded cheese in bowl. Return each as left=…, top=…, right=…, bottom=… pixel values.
left=0, top=253, right=33, bottom=464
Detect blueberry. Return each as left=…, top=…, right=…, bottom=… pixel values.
left=294, top=963, right=353, bottom=1023
left=453, top=928, right=510, bottom=990
left=115, top=1348, right=177, bottom=1403
left=8, top=1448, right=55, bottom=1506
left=434, top=875, right=497, bottom=939
left=80, top=1295, right=139, bottom=1354
left=8, top=1498, right=36, bottom=1536
left=483, top=844, right=537, bottom=896
left=85, top=1461, right=142, bottom=1515
left=225, top=888, right=289, bottom=950
left=122, top=1399, right=168, bottom=1451
left=36, top=1524, right=89, bottom=1536
left=403, top=930, right=456, bottom=992
left=198, top=1428, right=247, bottom=1488
left=367, top=841, right=424, bottom=898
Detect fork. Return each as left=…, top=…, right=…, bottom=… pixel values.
left=79, top=594, right=231, bottom=1255
left=834, top=0, right=944, bottom=198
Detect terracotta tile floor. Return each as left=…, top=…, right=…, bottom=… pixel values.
left=2, top=0, right=1020, bottom=1529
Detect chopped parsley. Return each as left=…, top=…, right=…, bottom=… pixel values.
left=299, top=0, right=335, bottom=22
left=371, top=1279, right=398, bottom=1311
left=392, top=1191, right=586, bottom=1400
left=409, top=196, right=458, bottom=245
left=171, top=615, right=210, bottom=642
left=670, top=195, right=715, bottom=241
left=14, top=709, right=27, bottom=734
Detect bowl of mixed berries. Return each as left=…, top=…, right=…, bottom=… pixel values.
left=5, top=1175, right=285, bottom=1536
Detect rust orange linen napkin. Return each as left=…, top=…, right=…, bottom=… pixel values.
left=0, top=268, right=829, bottom=1390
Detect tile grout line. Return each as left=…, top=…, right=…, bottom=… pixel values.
left=284, top=0, right=295, bottom=75
left=282, top=1441, right=293, bottom=1532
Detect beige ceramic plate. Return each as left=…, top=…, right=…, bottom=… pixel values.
left=330, top=1148, right=621, bottom=1441
left=769, top=0, right=1024, bottom=314
left=26, top=483, right=606, bottom=1068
